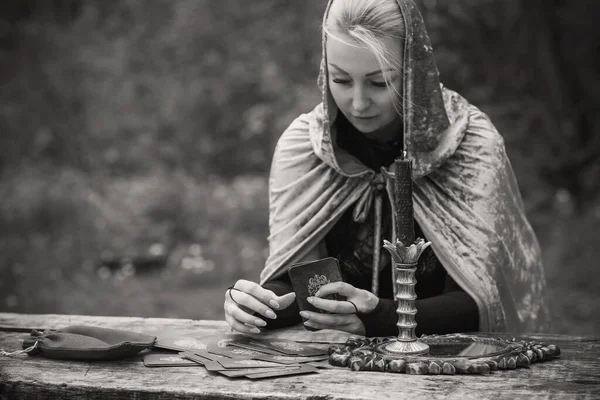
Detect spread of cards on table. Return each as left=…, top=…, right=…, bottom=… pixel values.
left=144, top=333, right=334, bottom=379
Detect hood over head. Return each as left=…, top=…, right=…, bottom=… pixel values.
left=313, top=0, right=461, bottom=178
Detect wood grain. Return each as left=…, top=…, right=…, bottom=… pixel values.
left=1, top=313, right=599, bottom=400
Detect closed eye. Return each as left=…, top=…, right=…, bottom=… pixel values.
left=370, top=81, right=387, bottom=88
left=332, top=78, right=351, bottom=85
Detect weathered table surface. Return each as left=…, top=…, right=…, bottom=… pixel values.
left=0, top=313, right=598, bottom=400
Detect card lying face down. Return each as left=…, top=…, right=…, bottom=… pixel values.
left=151, top=332, right=326, bottom=378
left=208, top=344, right=271, bottom=359
left=248, top=338, right=327, bottom=357
left=227, top=337, right=285, bottom=356
left=181, top=350, right=318, bottom=379
left=217, top=366, right=302, bottom=378
left=219, top=365, right=318, bottom=379
left=288, top=257, right=345, bottom=330
left=243, top=365, right=318, bottom=379
left=252, top=354, right=329, bottom=365
left=180, top=350, right=227, bottom=371
left=153, top=333, right=245, bottom=352
left=143, top=352, right=200, bottom=367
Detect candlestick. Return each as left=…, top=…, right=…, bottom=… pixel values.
left=375, top=152, right=430, bottom=357
left=377, top=239, right=431, bottom=356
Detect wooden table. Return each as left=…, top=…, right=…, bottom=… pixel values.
left=0, top=313, right=598, bottom=400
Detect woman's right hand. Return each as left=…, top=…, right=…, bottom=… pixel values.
left=224, top=279, right=296, bottom=334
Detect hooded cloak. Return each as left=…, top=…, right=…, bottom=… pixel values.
left=260, top=0, right=550, bottom=333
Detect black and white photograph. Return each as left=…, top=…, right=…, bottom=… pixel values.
left=1, top=0, right=599, bottom=398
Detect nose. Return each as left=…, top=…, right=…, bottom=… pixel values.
left=352, top=85, right=370, bottom=113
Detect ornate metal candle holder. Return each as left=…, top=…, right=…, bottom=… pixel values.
left=375, top=238, right=431, bottom=356
left=370, top=153, right=432, bottom=357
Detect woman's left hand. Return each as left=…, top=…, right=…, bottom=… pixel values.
left=300, top=282, right=379, bottom=335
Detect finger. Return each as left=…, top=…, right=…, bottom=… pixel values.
left=276, top=292, right=296, bottom=309
left=307, top=297, right=355, bottom=314
left=300, top=310, right=353, bottom=326
left=229, top=304, right=268, bottom=328
left=225, top=314, right=261, bottom=334
left=315, top=281, right=356, bottom=298
left=304, top=320, right=355, bottom=331
left=228, top=289, right=278, bottom=320
left=234, top=280, right=281, bottom=309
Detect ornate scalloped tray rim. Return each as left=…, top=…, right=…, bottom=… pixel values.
left=328, top=334, right=561, bottom=375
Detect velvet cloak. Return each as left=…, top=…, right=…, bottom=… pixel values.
left=260, top=0, right=550, bottom=333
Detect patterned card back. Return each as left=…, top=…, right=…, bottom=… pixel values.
left=287, top=257, right=344, bottom=320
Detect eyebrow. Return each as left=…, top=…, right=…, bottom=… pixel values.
left=328, top=63, right=394, bottom=77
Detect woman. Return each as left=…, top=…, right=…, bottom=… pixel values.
left=223, top=0, right=550, bottom=337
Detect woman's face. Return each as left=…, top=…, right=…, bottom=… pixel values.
left=326, top=31, right=402, bottom=135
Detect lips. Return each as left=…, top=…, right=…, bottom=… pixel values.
left=353, top=115, right=377, bottom=120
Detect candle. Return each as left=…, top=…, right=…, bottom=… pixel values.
left=394, top=152, right=415, bottom=246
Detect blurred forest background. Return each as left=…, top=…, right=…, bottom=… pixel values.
left=0, top=0, right=598, bottom=335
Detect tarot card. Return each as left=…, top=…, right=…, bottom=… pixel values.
left=153, top=333, right=244, bottom=352
left=192, top=349, right=228, bottom=363
left=217, top=365, right=302, bottom=378
left=180, top=351, right=225, bottom=371
left=287, top=257, right=345, bottom=320
left=244, top=365, right=318, bottom=379
left=217, top=358, right=285, bottom=369
left=227, top=337, right=285, bottom=356
left=249, top=338, right=328, bottom=356
left=143, top=353, right=200, bottom=367
left=208, top=344, right=270, bottom=359
left=252, top=354, right=329, bottom=365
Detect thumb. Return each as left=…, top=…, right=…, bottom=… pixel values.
left=275, top=292, right=296, bottom=309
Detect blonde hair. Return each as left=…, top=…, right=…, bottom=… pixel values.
left=323, top=0, right=406, bottom=108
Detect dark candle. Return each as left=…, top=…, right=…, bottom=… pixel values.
left=394, top=152, right=415, bottom=246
